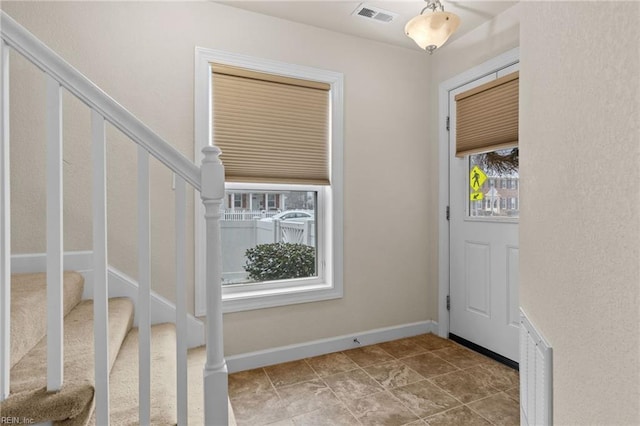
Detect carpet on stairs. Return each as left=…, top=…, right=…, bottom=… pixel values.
left=10, top=272, right=84, bottom=369
left=1, top=297, right=134, bottom=425
left=5, top=273, right=235, bottom=425
left=88, top=323, right=178, bottom=426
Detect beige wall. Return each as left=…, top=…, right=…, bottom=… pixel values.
left=7, top=4, right=639, bottom=418
left=3, top=2, right=434, bottom=355
left=428, top=4, right=521, bottom=320
left=520, top=2, right=640, bottom=424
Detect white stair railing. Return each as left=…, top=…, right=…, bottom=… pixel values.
left=0, top=10, right=228, bottom=426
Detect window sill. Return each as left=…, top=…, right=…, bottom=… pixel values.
left=221, top=282, right=343, bottom=313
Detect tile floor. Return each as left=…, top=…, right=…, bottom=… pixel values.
left=228, top=333, right=520, bottom=426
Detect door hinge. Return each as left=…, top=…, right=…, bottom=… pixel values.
left=446, top=295, right=451, bottom=311
left=446, top=205, right=450, bottom=221
left=446, top=116, right=450, bottom=131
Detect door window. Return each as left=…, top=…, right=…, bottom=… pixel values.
left=468, top=148, right=519, bottom=219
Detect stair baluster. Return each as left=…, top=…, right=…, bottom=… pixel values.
left=45, top=74, right=64, bottom=392
left=0, top=38, right=11, bottom=402
left=137, top=146, right=152, bottom=425
left=175, top=175, right=189, bottom=425
left=91, top=109, right=111, bottom=425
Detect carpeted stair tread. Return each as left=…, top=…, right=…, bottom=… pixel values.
left=1, top=297, right=134, bottom=424
left=87, top=323, right=178, bottom=426
left=188, top=346, right=205, bottom=425
left=10, top=272, right=84, bottom=369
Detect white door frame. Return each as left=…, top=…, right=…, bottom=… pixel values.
left=437, top=48, right=520, bottom=337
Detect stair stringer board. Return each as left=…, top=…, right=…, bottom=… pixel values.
left=11, top=251, right=204, bottom=348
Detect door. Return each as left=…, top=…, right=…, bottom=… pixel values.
left=448, top=64, right=520, bottom=362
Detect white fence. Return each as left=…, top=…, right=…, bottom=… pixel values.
left=223, top=210, right=279, bottom=221
left=221, top=218, right=315, bottom=284
left=280, top=221, right=314, bottom=245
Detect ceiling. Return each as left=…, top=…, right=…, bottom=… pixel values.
left=217, top=1, right=517, bottom=51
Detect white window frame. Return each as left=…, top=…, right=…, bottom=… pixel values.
left=194, top=47, right=344, bottom=314
left=222, top=182, right=327, bottom=293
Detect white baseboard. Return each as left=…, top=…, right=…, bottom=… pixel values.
left=12, top=252, right=438, bottom=363
left=226, top=320, right=437, bottom=373
left=10, top=251, right=204, bottom=348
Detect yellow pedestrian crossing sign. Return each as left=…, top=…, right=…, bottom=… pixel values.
left=470, top=166, right=487, bottom=191
left=470, top=191, right=484, bottom=201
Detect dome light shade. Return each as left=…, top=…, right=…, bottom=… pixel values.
left=405, top=1, right=460, bottom=54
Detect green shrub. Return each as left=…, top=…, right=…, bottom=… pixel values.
left=244, top=242, right=316, bottom=282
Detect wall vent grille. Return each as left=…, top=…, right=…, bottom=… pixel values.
left=520, top=308, right=553, bottom=426
left=352, top=4, right=398, bottom=24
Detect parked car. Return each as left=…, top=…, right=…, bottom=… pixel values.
left=260, top=210, right=314, bottom=222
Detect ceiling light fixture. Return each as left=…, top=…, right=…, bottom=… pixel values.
left=405, top=0, right=460, bottom=54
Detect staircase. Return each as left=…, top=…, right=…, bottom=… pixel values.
left=4, top=272, right=236, bottom=425
left=1, top=10, right=231, bottom=426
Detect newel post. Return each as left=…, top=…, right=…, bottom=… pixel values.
left=200, top=146, right=228, bottom=426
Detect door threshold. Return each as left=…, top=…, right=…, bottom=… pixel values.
left=449, top=333, right=519, bottom=371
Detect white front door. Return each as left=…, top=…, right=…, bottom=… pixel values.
left=448, top=65, right=520, bottom=362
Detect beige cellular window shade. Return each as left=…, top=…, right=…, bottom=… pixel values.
left=211, top=64, right=331, bottom=185
left=455, top=71, right=519, bottom=157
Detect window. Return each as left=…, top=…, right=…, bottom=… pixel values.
left=194, top=48, right=344, bottom=314
left=509, top=197, right=517, bottom=210
left=266, top=194, right=276, bottom=210
left=468, top=148, right=519, bottom=219
left=230, top=193, right=243, bottom=209
left=222, top=186, right=318, bottom=286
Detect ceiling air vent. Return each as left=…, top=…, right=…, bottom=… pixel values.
left=352, top=3, right=398, bottom=24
